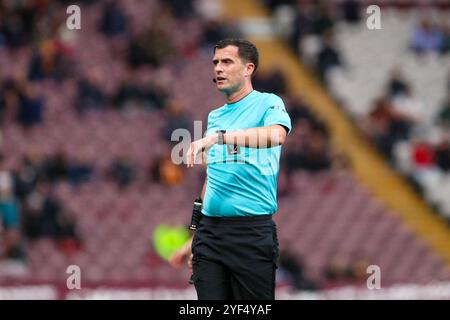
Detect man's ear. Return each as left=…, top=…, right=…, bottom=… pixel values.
left=246, top=63, right=255, bottom=77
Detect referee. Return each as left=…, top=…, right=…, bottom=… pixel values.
left=170, top=39, right=291, bottom=300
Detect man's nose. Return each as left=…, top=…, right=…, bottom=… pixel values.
left=214, top=64, right=223, bottom=73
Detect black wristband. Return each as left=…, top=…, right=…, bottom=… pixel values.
left=216, top=130, right=226, bottom=145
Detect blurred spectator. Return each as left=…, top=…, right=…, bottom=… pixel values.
left=277, top=93, right=334, bottom=192
left=253, top=67, right=287, bottom=96
left=166, top=0, right=195, bottom=20
left=0, top=82, right=8, bottom=124
left=0, top=13, right=29, bottom=48
left=284, top=121, right=332, bottom=173
left=409, top=139, right=442, bottom=191
left=219, top=16, right=244, bottom=41
left=447, top=72, right=450, bottom=93
left=113, top=70, right=142, bottom=110
left=362, top=85, right=423, bottom=161
left=127, top=8, right=176, bottom=68
left=75, top=71, right=107, bottom=114
left=140, top=80, right=169, bottom=112
left=114, top=71, right=169, bottom=111
left=278, top=249, right=318, bottom=291
left=22, top=181, right=81, bottom=254
left=287, top=95, right=314, bottom=125
left=436, top=92, right=450, bottom=127
left=22, top=182, right=53, bottom=240
left=202, top=19, right=227, bottom=47
left=361, top=97, right=396, bottom=158
left=316, top=31, right=341, bottom=83
left=100, top=0, right=128, bottom=37
left=410, top=18, right=443, bottom=54
left=0, top=154, right=25, bottom=261
left=282, top=94, right=334, bottom=174
left=28, top=40, right=71, bottom=82
left=17, top=81, right=44, bottom=128
left=323, top=257, right=357, bottom=287
left=387, top=67, right=409, bottom=98
left=351, top=258, right=370, bottom=283
left=440, top=22, right=450, bottom=54
left=108, top=152, right=136, bottom=188
left=412, top=141, right=435, bottom=168
left=162, top=99, right=192, bottom=141
left=435, top=138, right=450, bottom=171
left=289, top=3, right=316, bottom=55
left=391, top=84, right=425, bottom=126
left=44, top=149, right=70, bottom=182
left=312, top=2, right=335, bottom=35
left=324, top=255, right=370, bottom=287
left=2, top=73, right=45, bottom=129
left=13, top=148, right=47, bottom=200
left=0, top=78, right=21, bottom=125
left=151, top=154, right=185, bottom=186
left=68, top=150, right=95, bottom=186
left=54, top=209, right=82, bottom=255
left=341, top=0, right=361, bottom=24
left=263, top=0, right=294, bottom=12
left=301, top=128, right=332, bottom=171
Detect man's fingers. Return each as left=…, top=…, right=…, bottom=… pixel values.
left=187, top=140, right=208, bottom=167
left=186, top=145, right=193, bottom=167
left=187, top=143, right=199, bottom=168
left=190, top=144, right=195, bottom=167
left=188, top=254, right=193, bottom=273
left=169, top=253, right=182, bottom=268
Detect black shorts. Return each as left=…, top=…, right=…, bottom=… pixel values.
left=191, top=214, right=279, bottom=300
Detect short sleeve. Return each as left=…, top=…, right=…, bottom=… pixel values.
left=205, top=112, right=215, bottom=137
left=263, top=94, right=292, bottom=134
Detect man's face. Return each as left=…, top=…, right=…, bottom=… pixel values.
left=213, top=45, right=252, bottom=94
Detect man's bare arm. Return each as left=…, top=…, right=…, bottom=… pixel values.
left=221, top=125, right=288, bottom=148
left=186, top=125, right=288, bottom=167
left=200, top=176, right=207, bottom=201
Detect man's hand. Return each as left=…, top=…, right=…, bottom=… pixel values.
left=187, top=253, right=193, bottom=274
left=169, top=237, right=193, bottom=273
left=169, top=247, right=191, bottom=270
left=186, top=135, right=217, bottom=167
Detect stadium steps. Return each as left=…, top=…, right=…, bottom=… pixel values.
left=220, top=0, right=450, bottom=264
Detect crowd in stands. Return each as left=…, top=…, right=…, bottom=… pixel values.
left=359, top=68, right=450, bottom=167
left=0, top=0, right=337, bottom=290
left=410, top=18, right=450, bottom=55
left=265, top=0, right=450, bottom=221
left=0, top=149, right=82, bottom=262
left=266, top=0, right=450, bottom=83
left=264, top=0, right=350, bottom=84
left=0, top=0, right=447, bottom=291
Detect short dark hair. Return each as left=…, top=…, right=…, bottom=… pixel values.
left=214, top=39, right=259, bottom=74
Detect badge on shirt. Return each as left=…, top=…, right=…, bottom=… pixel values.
left=227, top=144, right=240, bottom=155
left=270, top=105, right=287, bottom=113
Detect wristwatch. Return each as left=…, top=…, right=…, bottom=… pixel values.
left=216, top=130, right=226, bottom=145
